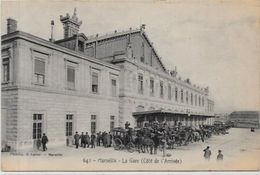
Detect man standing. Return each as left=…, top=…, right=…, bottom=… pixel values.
left=82, top=132, right=87, bottom=148
left=203, top=146, right=212, bottom=160
left=217, top=150, right=223, bottom=161
left=41, top=133, right=48, bottom=151
left=74, top=132, right=80, bottom=149
left=90, top=133, right=96, bottom=148
left=86, top=132, right=90, bottom=148
left=80, top=132, right=84, bottom=147
left=152, top=132, right=159, bottom=155
left=109, top=132, right=113, bottom=147
left=96, top=132, right=101, bottom=146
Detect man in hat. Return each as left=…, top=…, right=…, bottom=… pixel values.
left=41, top=133, right=48, bottom=151
left=74, top=132, right=80, bottom=149
left=90, top=133, right=96, bottom=148
left=80, top=132, right=84, bottom=147
left=217, top=150, right=223, bottom=161
left=203, top=146, right=211, bottom=160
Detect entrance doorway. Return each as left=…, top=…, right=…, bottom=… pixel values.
left=66, top=114, right=73, bottom=146
left=32, top=114, right=43, bottom=150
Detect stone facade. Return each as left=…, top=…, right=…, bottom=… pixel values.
left=2, top=31, right=120, bottom=150
left=82, top=27, right=215, bottom=127
left=1, top=11, right=214, bottom=150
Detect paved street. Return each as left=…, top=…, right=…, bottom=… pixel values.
left=1, top=128, right=260, bottom=171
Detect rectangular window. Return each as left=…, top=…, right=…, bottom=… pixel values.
left=199, top=96, right=201, bottom=106
left=141, top=42, right=145, bottom=63
left=138, top=74, right=144, bottom=94
left=32, top=114, right=43, bottom=140
left=175, top=87, right=178, bottom=101
left=91, top=115, right=97, bottom=134
left=181, top=89, right=184, bottom=103
left=111, top=79, right=117, bottom=97
left=78, top=41, right=84, bottom=52
left=168, top=84, right=171, bottom=100
left=92, top=72, right=99, bottom=93
left=67, top=66, right=75, bottom=89
left=34, top=59, right=45, bottom=85
left=202, top=97, right=204, bottom=106
left=186, top=91, right=189, bottom=104
left=150, top=78, right=154, bottom=96
left=110, top=116, right=115, bottom=131
left=191, top=93, right=193, bottom=105
left=195, top=94, right=197, bottom=106
left=2, top=58, right=10, bottom=83
left=160, top=81, right=164, bottom=98
left=66, top=114, right=73, bottom=136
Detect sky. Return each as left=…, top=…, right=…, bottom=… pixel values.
left=1, top=0, right=259, bottom=113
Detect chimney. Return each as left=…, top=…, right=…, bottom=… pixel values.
left=49, top=20, right=55, bottom=42
left=7, top=18, right=17, bottom=34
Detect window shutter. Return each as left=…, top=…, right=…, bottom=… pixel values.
left=92, top=73, right=98, bottom=85
left=67, top=67, right=75, bottom=83
left=34, top=59, right=45, bottom=75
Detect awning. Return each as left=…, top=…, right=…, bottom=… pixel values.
left=133, top=109, right=214, bottom=118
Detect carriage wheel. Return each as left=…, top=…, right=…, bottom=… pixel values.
left=126, top=142, right=135, bottom=153
left=114, top=138, right=123, bottom=150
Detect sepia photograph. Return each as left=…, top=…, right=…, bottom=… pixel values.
left=1, top=0, right=259, bottom=173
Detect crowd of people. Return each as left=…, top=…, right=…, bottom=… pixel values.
left=73, top=131, right=113, bottom=149
left=38, top=120, right=230, bottom=160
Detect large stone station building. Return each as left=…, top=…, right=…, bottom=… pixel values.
left=1, top=9, right=214, bottom=150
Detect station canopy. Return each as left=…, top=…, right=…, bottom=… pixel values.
left=132, top=109, right=214, bottom=119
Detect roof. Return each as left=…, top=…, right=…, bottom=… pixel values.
left=85, top=27, right=167, bottom=71
left=54, top=33, right=88, bottom=44
left=132, top=109, right=213, bottom=117
left=1, top=31, right=120, bottom=71
left=230, top=111, right=260, bottom=116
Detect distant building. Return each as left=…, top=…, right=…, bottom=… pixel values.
left=1, top=9, right=215, bottom=150
left=214, top=113, right=229, bottom=124
left=229, top=111, right=260, bottom=128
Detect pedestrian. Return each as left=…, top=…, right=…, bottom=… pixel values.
left=82, top=132, right=87, bottom=148
left=105, top=132, right=110, bottom=148
left=203, top=146, right=211, bottom=160
left=217, top=150, right=223, bottom=161
left=109, top=132, right=113, bottom=147
left=86, top=132, right=90, bottom=148
left=74, top=132, right=80, bottom=149
left=101, top=132, right=105, bottom=146
left=97, top=132, right=101, bottom=146
left=41, top=133, right=48, bottom=151
left=91, top=133, right=96, bottom=148
left=152, top=132, right=159, bottom=155
left=102, top=131, right=108, bottom=148
left=161, top=132, right=167, bottom=157
left=80, top=132, right=84, bottom=147
left=125, top=121, right=130, bottom=129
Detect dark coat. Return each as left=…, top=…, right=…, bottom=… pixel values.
left=74, top=134, right=80, bottom=144
left=42, top=135, right=48, bottom=144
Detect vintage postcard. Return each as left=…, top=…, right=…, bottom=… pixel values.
left=1, top=0, right=259, bottom=172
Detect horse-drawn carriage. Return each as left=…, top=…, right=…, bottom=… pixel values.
left=112, top=127, right=136, bottom=153
left=112, top=126, right=159, bottom=154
